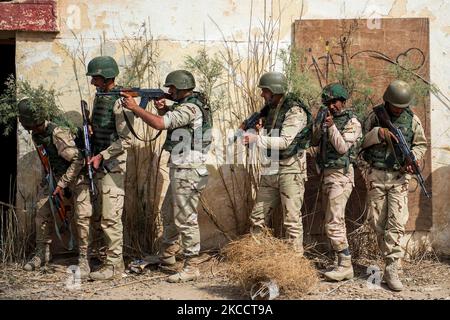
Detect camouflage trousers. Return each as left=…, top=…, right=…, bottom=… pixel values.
left=366, top=168, right=410, bottom=261
left=94, top=168, right=125, bottom=266
left=161, top=167, right=208, bottom=257
left=322, top=180, right=353, bottom=252
left=35, top=175, right=92, bottom=255
left=249, top=173, right=305, bottom=248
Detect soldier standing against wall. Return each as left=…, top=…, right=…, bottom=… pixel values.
left=121, top=70, right=212, bottom=283
left=361, top=80, right=427, bottom=291
left=243, top=72, right=311, bottom=254
left=311, top=83, right=362, bottom=281
left=86, top=56, right=134, bottom=281
left=19, top=99, right=93, bottom=279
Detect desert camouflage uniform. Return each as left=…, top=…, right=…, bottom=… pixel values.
left=362, top=109, right=427, bottom=261
left=249, top=99, right=308, bottom=252
left=311, top=116, right=362, bottom=251
left=160, top=99, right=209, bottom=260
left=91, top=95, right=134, bottom=269
left=30, top=122, right=91, bottom=265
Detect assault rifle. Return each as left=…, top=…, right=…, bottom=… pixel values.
left=80, top=100, right=96, bottom=197
left=230, top=106, right=269, bottom=144
left=374, top=106, right=431, bottom=199
left=35, top=144, right=74, bottom=249
left=95, top=88, right=168, bottom=109
left=316, top=106, right=329, bottom=167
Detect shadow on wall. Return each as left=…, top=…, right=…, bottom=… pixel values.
left=16, top=144, right=44, bottom=256
left=413, top=163, right=433, bottom=231
left=198, top=163, right=253, bottom=250
left=429, top=164, right=450, bottom=256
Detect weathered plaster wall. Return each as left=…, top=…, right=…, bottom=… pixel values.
left=14, top=0, right=450, bottom=255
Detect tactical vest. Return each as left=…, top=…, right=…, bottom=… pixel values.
left=363, top=104, right=414, bottom=170
left=32, top=122, right=71, bottom=177
left=317, top=110, right=355, bottom=170
left=91, top=86, right=121, bottom=155
left=163, top=92, right=213, bottom=154
left=264, top=94, right=312, bottom=160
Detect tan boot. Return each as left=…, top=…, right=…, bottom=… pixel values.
left=78, top=255, right=91, bottom=279
left=167, top=257, right=200, bottom=283
left=24, top=244, right=50, bottom=271
left=89, top=261, right=125, bottom=281
left=324, top=253, right=354, bottom=281
left=384, top=259, right=403, bottom=291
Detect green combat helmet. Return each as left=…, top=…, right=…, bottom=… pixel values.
left=321, top=83, right=349, bottom=104
left=164, top=70, right=196, bottom=90
left=258, top=72, right=287, bottom=95
left=383, top=80, right=413, bottom=108
left=86, top=56, right=119, bottom=79
left=18, top=98, right=45, bottom=129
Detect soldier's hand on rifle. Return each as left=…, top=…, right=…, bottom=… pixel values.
left=255, top=118, right=263, bottom=132
left=325, top=111, right=334, bottom=127
left=154, top=98, right=166, bottom=110
left=53, top=185, right=64, bottom=199
left=404, top=157, right=418, bottom=174
left=89, top=154, right=103, bottom=170
left=120, top=92, right=139, bottom=112
left=243, top=132, right=258, bottom=145
left=378, top=127, right=399, bottom=143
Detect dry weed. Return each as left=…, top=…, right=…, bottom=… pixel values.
left=221, top=230, right=319, bottom=298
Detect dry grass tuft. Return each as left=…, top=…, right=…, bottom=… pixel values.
left=348, top=222, right=382, bottom=263
left=221, top=230, right=319, bottom=298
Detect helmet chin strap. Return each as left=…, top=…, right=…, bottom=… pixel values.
left=268, top=94, right=282, bottom=106
left=173, top=89, right=192, bottom=101
left=170, top=89, right=180, bottom=101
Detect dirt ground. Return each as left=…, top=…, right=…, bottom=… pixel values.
left=1, top=253, right=450, bottom=300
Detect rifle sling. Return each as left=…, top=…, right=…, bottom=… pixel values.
left=268, top=96, right=286, bottom=134
left=122, top=108, right=162, bottom=142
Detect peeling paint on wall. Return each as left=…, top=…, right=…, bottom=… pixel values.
left=12, top=0, right=450, bottom=255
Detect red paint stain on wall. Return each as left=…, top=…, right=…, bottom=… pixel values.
left=0, top=1, right=57, bottom=32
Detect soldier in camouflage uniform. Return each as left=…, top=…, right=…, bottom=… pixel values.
left=122, top=70, right=212, bottom=283
left=311, top=83, right=362, bottom=281
left=18, top=99, right=93, bottom=279
left=86, top=56, right=134, bottom=281
left=361, top=80, right=427, bottom=291
left=243, top=72, right=311, bottom=254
